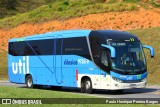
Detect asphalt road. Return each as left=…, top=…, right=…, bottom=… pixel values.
left=0, top=80, right=160, bottom=98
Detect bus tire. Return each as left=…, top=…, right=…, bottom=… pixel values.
left=84, top=78, right=93, bottom=94
left=80, top=82, right=85, bottom=93
left=26, top=75, right=34, bottom=88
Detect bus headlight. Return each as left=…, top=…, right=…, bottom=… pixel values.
left=112, top=77, right=123, bottom=83
left=141, top=78, right=146, bottom=82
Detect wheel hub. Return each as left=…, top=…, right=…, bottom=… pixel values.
left=85, top=81, right=90, bottom=90
left=27, top=78, right=32, bottom=87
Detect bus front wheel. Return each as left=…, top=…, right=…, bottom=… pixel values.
left=26, top=75, right=34, bottom=88
left=84, top=78, right=93, bottom=94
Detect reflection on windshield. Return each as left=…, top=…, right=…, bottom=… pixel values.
left=110, top=42, right=146, bottom=72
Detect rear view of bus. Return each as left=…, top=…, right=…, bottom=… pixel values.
left=8, top=30, right=154, bottom=94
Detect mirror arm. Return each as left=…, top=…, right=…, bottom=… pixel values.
left=143, top=45, right=155, bottom=58
left=101, top=44, right=116, bottom=58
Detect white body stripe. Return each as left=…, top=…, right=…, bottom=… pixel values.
left=77, top=74, right=146, bottom=90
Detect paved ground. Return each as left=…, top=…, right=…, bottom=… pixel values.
left=0, top=80, right=160, bottom=98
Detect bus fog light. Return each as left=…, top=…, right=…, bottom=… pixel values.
left=115, top=84, right=119, bottom=87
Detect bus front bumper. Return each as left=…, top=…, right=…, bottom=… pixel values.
left=110, top=78, right=147, bottom=90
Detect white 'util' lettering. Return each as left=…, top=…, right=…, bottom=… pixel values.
left=12, top=56, right=29, bottom=74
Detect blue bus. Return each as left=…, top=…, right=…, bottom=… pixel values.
left=8, top=30, right=154, bottom=93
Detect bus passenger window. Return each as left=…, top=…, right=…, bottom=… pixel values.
left=101, top=50, right=108, bottom=66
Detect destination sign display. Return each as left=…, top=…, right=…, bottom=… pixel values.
left=110, top=42, right=126, bottom=47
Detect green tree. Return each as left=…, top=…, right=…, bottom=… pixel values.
left=6, top=0, right=17, bottom=10
left=1, top=0, right=17, bottom=10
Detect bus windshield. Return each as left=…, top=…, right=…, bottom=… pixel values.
left=109, top=41, right=146, bottom=73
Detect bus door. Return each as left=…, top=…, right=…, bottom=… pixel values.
left=54, top=35, right=63, bottom=84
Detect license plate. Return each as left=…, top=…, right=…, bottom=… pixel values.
left=130, top=84, right=136, bottom=87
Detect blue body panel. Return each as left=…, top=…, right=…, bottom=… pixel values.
left=8, top=54, right=101, bottom=87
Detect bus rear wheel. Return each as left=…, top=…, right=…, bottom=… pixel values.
left=84, top=78, right=93, bottom=94
left=26, top=75, right=34, bottom=88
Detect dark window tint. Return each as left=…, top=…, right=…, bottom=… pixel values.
left=9, top=37, right=91, bottom=60
left=89, top=35, right=111, bottom=72
left=90, top=36, right=100, bottom=58
left=27, top=39, right=53, bottom=55
left=9, top=41, right=28, bottom=56
left=63, top=37, right=90, bottom=55
left=62, top=37, right=91, bottom=60
left=55, top=37, right=63, bottom=55
left=9, top=39, right=54, bottom=56
left=101, top=50, right=108, bottom=66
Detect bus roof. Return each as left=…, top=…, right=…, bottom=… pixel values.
left=9, top=30, right=91, bottom=42
left=9, top=30, right=139, bottom=42
left=89, top=30, right=139, bottom=42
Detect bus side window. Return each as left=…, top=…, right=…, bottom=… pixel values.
left=90, top=37, right=100, bottom=60
left=101, top=50, right=108, bottom=66
left=9, top=43, right=14, bottom=55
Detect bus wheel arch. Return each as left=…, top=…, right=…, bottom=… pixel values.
left=81, top=76, right=93, bottom=94
left=25, top=74, right=34, bottom=88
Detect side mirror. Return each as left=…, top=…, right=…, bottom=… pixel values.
left=101, top=44, right=116, bottom=58
left=143, top=45, right=155, bottom=58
